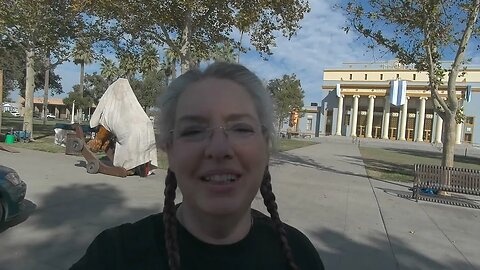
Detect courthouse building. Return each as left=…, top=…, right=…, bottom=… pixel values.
left=320, top=60, right=480, bottom=145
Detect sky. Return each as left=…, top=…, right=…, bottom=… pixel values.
left=14, top=0, right=479, bottom=105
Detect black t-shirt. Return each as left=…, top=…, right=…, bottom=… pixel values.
left=71, top=209, right=324, bottom=270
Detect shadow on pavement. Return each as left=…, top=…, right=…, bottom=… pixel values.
left=0, top=183, right=160, bottom=270
left=341, top=154, right=414, bottom=182
left=312, top=227, right=475, bottom=270
left=271, top=152, right=368, bottom=179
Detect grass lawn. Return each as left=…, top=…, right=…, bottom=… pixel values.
left=275, top=138, right=318, bottom=152
left=359, top=146, right=480, bottom=183
left=2, top=115, right=317, bottom=170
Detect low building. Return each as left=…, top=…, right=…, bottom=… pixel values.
left=278, top=105, right=321, bottom=138
left=321, top=60, right=480, bottom=145
left=2, top=102, right=18, bottom=113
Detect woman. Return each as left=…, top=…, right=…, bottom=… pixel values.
left=71, top=62, right=324, bottom=270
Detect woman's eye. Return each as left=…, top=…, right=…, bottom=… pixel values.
left=231, top=124, right=255, bottom=133
left=179, top=128, right=204, bottom=137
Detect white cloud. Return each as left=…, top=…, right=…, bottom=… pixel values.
left=241, top=0, right=376, bottom=104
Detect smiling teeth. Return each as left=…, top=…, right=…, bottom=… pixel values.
left=204, top=174, right=237, bottom=183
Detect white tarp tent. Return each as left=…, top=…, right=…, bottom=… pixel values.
left=90, top=78, right=158, bottom=171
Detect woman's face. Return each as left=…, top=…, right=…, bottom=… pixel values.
left=166, top=78, right=269, bottom=217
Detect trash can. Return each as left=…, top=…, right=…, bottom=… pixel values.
left=65, top=133, right=82, bottom=156
left=5, top=134, right=15, bottom=144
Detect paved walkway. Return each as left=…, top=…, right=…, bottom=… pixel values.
left=0, top=139, right=479, bottom=270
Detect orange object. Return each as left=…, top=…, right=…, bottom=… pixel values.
left=87, top=125, right=112, bottom=152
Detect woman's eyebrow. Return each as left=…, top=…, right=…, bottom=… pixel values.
left=177, top=114, right=257, bottom=123
left=176, top=115, right=208, bottom=124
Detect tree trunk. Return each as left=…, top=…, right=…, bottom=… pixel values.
left=238, top=31, right=244, bottom=63
left=24, top=50, right=35, bottom=137
left=171, top=58, right=177, bottom=79
left=0, top=69, right=3, bottom=133
left=78, top=62, right=85, bottom=123
left=442, top=111, right=456, bottom=167
left=180, top=10, right=193, bottom=74
left=42, top=55, right=50, bottom=125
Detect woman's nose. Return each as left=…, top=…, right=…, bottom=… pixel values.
left=204, top=128, right=234, bottom=160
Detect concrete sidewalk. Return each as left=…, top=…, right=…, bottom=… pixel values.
left=263, top=138, right=480, bottom=270
left=0, top=140, right=479, bottom=270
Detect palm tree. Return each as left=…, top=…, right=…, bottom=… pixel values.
left=73, top=40, right=94, bottom=123
left=119, top=52, right=138, bottom=80
left=100, top=59, right=118, bottom=84
left=140, top=44, right=159, bottom=78
left=210, top=42, right=236, bottom=63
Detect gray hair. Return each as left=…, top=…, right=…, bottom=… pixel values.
left=156, top=62, right=275, bottom=149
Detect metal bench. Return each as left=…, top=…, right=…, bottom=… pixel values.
left=412, top=164, right=480, bottom=208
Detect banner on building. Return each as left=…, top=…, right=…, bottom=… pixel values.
left=389, top=80, right=398, bottom=105
left=465, top=85, right=472, bottom=102
left=336, top=84, right=341, bottom=97
left=389, top=80, right=407, bottom=106
left=397, top=80, right=407, bottom=106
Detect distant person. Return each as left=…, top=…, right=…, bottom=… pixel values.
left=70, top=62, right=324, bottom=270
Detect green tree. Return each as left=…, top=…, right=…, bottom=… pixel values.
left=118, top=51, right=138, bottom=80
left=341, top=0, right=480, bottom=167
left=130, top=70, right=166, bottom=110
left=85, top=0, right=310, bottom=74
left=209, top=42, right=237, bottom=63
left=267, top=74, right=305, bottom=133
left=63, top=85, right=94, bottom=122
left=1, top=0, right=78, bottom=135
left=83, top=72, right=109, bottom=104
left=100, top=59, right=119, bottom=83
left=140, top=44, right=160, bottom=77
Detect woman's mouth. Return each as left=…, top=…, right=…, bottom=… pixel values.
left=201, top=174, right=238, bottom=184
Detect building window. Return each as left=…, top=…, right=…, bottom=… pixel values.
left=380, top=74, right=383, bottom=80
left=349, top=74, right=353, bottom=80
left=306, top=118, right=313, bottom=131
left=413, top=74, right=416, bottom=80
left=345, top=114, right=350, bottom=125
left=364, top=74, right=368, bottom=80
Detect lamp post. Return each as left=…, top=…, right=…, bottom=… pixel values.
left=71, top=100, right=76, bottom=124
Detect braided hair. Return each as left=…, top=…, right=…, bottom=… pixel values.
left=162, top=167, right=299, bottom=270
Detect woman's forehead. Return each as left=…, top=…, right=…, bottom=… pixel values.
left=175, top=78, right=260, bottom=121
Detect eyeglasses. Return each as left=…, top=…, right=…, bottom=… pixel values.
left=170, top=123, right=266, bottom=143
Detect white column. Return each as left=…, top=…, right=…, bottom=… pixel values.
left=398, top=96, right=409, bottom=140
left=435, top=114, right=443, bottom=143
left=382, top=96, right=391, bottom=139
left=416, top=97, right=427, bottom=142
left=366, top=95, right=376, bottom=138
left=335, top=95, right=344, bottom=136
left=456, top=123, right=463, bottom=144
left=350, top=95, right=360, bottom=137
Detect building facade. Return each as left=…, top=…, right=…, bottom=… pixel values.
left=321, top=60, right=480, bottom=145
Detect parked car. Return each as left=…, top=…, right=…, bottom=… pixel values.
left=10, top=111, right=20, bottom=117
left=0, top=165, right=27, bottom=224
left=46, top=113, right=56, bottom=119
